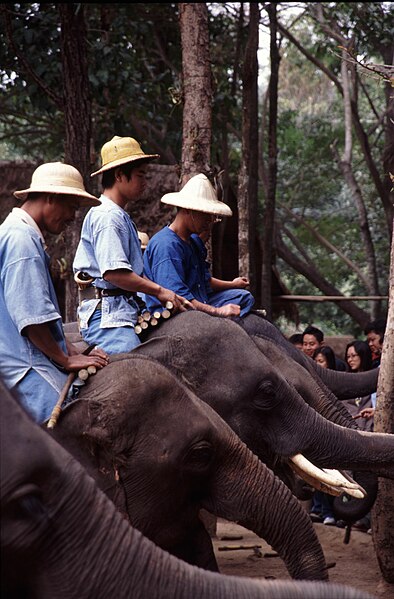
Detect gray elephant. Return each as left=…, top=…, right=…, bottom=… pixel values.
left=132, top=311, right=393, bottom=482
left=49, top=354, right=329, bottom=580
left=238, top=313, right=379, bottom=400
left=4, top=383, right=375, bottom=599
left=245, top=331, right=380, bottom=521
left=63, top=312, right=393, bottom=484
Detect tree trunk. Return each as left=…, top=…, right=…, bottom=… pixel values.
left=237, top=3, right=259, bottom=289
left=59, top=3, right=92, bottom=323
left=260, top=3, right=279, bottom=318
left=372, top=222, right=394, bottom=588
left=179, top=3, right=212, bottom=183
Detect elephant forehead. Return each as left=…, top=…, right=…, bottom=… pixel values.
left=86, top=361, right=214, bottom=429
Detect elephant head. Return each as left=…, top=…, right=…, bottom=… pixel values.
left=49, top=355, right=329, bottom=581
left=135, top=311, right=394, bottom=482
left=239, top=314, right=379, bottom=399
left=5, top=381, right=374, bottom=599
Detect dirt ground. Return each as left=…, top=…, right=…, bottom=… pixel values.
left=213, top=518, right=393, bottom=598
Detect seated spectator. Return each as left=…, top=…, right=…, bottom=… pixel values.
left=364, top=317, right=387, bottom=368
left=288, top=333, right=303, bottom=350
left=343, top=338, right=375, bottom=533
left=345, top=340, right=372, bottom=373
left=312, top=346, right=337, bottom=370
left=302, top=325, right=347, bottom=371
left=309, top=345, right=338, bottom=526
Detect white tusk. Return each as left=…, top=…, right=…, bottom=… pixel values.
left=322, top=469, right=367, bottom=495
left=290, top=454, right=367, bottom=499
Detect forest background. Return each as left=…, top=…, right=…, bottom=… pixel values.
left=0, top=2, right=393, bottom=338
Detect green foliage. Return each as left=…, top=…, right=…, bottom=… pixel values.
left=0, top=2, right=390, bottom=333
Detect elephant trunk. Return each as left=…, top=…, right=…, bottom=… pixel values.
left=299, top=409, right=394, bottom=478
left=51, top=455, right=301, bottom=599
left=207, top=436, right=329, bottom=581
left=312, top=365, right=379, bottom=400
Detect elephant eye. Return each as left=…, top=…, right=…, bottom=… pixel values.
left=183, top=441, right=214, bottom=470
left=4, top=484, right=46, bottom=521
left=252, top=380, right=278, bottom=411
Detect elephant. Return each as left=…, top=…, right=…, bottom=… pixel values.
left=245, top=332, right=380, bottom=522
left=48, top=354, right=329, bottom=581
left=63, top=312, right=393, bottom=484
left=130, top=311, right=394, bottom=482
left=4, top=383, right=376, bottom=599
left=238, top=313, right=379, bottom=400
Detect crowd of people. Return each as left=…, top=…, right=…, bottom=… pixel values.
left=288, top=317, right=387, bottom=533
left=0, top=133, right=387, bottom=539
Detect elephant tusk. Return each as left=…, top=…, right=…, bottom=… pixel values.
left=289, top=454, right=367, bottom=499
left=322, top=468, right=367, bottom=496
left=290, top=459, right=343, bottom=497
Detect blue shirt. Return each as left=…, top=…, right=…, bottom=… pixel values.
left=143, top=227, right=210, bottom=312
left=0, top=211, right=68, bottom=392
left=73, top=195, right=142, bottom=329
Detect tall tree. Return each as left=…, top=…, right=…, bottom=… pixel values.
left=260, top=2, right=280, bottom=319
left=178, top=2, right=212, bottom=182
left=237, top=2, right=259, bottom=293
left=372, top=220, right=394, bottom=588
left=58, top=3, right=93, bottom=322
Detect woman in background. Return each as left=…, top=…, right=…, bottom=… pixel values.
left=308, top=345, right=338, bottom=526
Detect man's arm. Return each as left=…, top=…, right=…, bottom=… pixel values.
left=103, top=269, right=189, bottom=312
left=24, top=323, right=109, bottom=371
left=209, top=276, right=250, bottom=292
left=189, top=298, right=241, bottom=317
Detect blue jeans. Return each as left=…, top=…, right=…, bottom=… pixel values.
left=208, top=289, right=255, bottom=317
left=81, top=308, right=141, bottom=354
left=13, top=368, right=65, bottom=423
left=311, top=491, right=335, bottom=518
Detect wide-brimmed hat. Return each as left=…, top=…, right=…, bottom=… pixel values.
left=14, top=162, right=100, bottom=206
left=91, top=136, right=160, bottom=177
left=137, top=230, right=150, bottom=250
left=161, top=173, right=232, bottom=217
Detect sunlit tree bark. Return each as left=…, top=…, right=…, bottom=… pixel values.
left=372, top=222, right=394, bottom=589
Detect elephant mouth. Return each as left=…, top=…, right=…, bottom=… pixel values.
left=289, top=454, right=367, bottom=499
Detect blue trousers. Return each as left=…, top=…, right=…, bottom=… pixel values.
left=81, top=309, right=141, bottom=355
left=13, top=368, right=66, bottom=423
left=208, top=289, right=255, bottom=317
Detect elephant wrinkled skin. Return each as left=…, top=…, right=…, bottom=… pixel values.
left=49, top=355, right=328, bottom=581
left=3, top=382, right=376, bottom=599
left=135, top=312, right=394, bottom=480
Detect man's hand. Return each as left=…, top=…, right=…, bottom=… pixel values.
left=25, top=323, right=109, bottom=373
left=64, top=350, right=109, bottom=372
left=215, top=304, right=241, bottom=317
left=157, top=287, right=195, bottom=313
left=359, top=407, right=375, bottom=420
left=232, top=276, right=250, bottom=289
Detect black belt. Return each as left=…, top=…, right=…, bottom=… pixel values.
left=78, top=286, right=134, bottom=302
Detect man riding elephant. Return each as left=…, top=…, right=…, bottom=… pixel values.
left=142, top=172, right=255, bottom=319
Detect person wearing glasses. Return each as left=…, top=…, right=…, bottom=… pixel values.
left=142, top=173, right=254, bottom=318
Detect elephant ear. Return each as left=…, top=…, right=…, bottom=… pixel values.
left=45, top=399, right=129, bottom=519
left=135, top=334, right=208, bottom=389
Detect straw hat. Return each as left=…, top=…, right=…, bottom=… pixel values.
left=161, top=173, right=232, bottom=217
left=137, top=230, right=150, bottom=250
left=14, top=162, right=100, bottom=206
left=91, top=136, right=160, bottom=177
